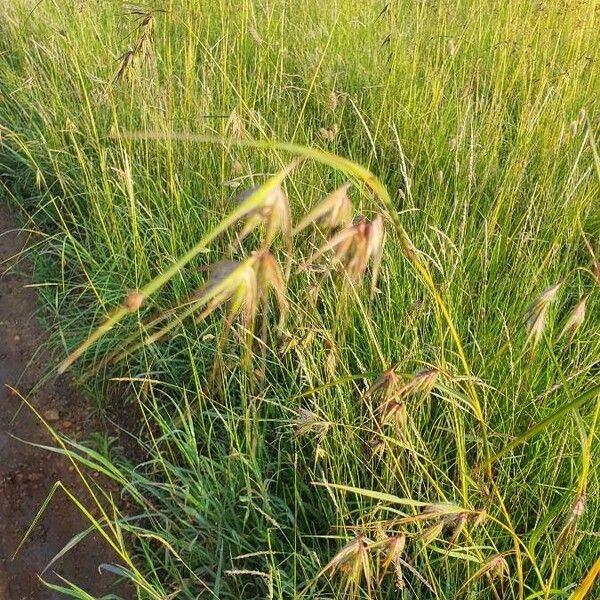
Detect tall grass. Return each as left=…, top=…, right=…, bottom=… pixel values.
left=0, top=0, right=598, bottom=598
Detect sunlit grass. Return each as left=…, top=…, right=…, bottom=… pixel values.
left=0, top=0, right=598, bottom=598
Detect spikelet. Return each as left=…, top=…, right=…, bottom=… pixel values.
left=233, top=184, right=291, bottom=249
left=525, top=281, right=562, bottom=346
left=367, top=367, right=440, bottom=429
left=482, top=554, right=509, bottom=581
left=459, top=552, right=510, bottom=595
left=226, top=108, right=246, bottom=139
left=328, top=91, right=338, bottom=111
left=248, top=24, right=263, bottom=45
left=302, top=214, right=385, bottom=296
left=396, top=368, right=440, bottom=398
left=555, top=492, right=585, bottom=554
left=419, top=521, right=445, bottom=548
left=255, top=250, right=288, bottom=327
left=294, top=183, right=353, bottom=235
left=324, top=535, right=372, bottom=598
left=319, top=124, right=339, bottom=142
left=294, top=408, right=330, bottom=439
left=379, top=534, right=406, bottom=588
left=364, top=365, right=400, bottom=403
left=558, top=296, right=587, bottom=345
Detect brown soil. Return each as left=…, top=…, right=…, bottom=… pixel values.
left=0, top=205, right=128, bottom=599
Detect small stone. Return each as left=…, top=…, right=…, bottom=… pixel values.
left=60, top=420, right=73, bottom=429
left=13, top=335, right=21, bottom=342
left=43, top=409, right=60, bottom=422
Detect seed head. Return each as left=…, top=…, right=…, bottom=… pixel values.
left=294, top=408, right=330, bottom=439
left=328, top=91, right=338, bottom=111
left=558, top=296, right=587, bottom=345
left=397, top=368, right=440, bottom=398
left=124, top=290, right=144, bottom=312
left=233, top=184, right=291, bottom=249
left=419, top=521, right=445, bottom=547
left=324, top=535, right=372, bottom=598
left=365, top=365, right=400, bottom=403
left=319, top=124, right=339, bottom=142
left=556, top=492, right=585, bottom=554
left=294, top=182, right=353, bottom=236
left=380, top=400, right=406, bottom=430
left=248, top=25, right=263, bottom=45
left=525, top=281, right=562, bottom=346
left=226, top=108, right=246, bottom=139
left=302, top=214, right=386, bottom=295
left=379, top=534, right=406, bottom=588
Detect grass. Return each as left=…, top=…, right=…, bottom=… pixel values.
left=0, top=0, right=599, bottom=598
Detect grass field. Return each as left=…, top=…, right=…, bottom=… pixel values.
left=0, top=0, right=599, bottom=598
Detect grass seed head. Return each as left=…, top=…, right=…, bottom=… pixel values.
left=556, top=492, right=585, bottom=554
left=487, top=554, right=510, bottom=580
left=195, top=259, right=258, bottom=326
left=319, top=124, right=339, bottom=142
left=302, top=213, right=386, bottom=294
left=558, top=296, right=587, bottom=344
left=124, top=290, right=144, bottom=312
left=226, top=108, right=246, bottom=139
left=234, top=185, right=291, bottom=248
left=397, top=368, right=440, bottom=399
left=380, top=400, right=406, bottom=429
left=294, top=408, right=330, bottom=439
left=247, top=24, right=263, bottom=45
left=328, top=91, right=338, bottom=111
left=419, top=521, right=445, bottom=547
left=365, top=365, right=400, bottom=402
left=112, top=48, right=137, bottom=83
left=255, top=250, right=288, bottom=327
left=294, top=182, right=353, bottom=235
left=447, top=512, right=469, bottom=544
left=324, top=535, right=372, bottom=598
left=380, top=534, right=406, bottom=589
left=525, top=281, right=562, bottom=345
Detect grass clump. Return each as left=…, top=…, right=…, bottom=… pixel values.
left=0, top=0, right=599, bottom=598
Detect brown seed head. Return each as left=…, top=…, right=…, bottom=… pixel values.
left=124, top=290, right=144, bottom=312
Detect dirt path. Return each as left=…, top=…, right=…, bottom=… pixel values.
left=0, top=205, right=126, bottom=599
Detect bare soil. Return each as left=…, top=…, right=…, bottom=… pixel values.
left=0, top=205, right=127, bottom=599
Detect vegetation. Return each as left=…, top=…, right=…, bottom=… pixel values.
left=0, top=0, right=598, bottom=598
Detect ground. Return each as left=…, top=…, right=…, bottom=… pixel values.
left=0, top=205, right=126, bottom=599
